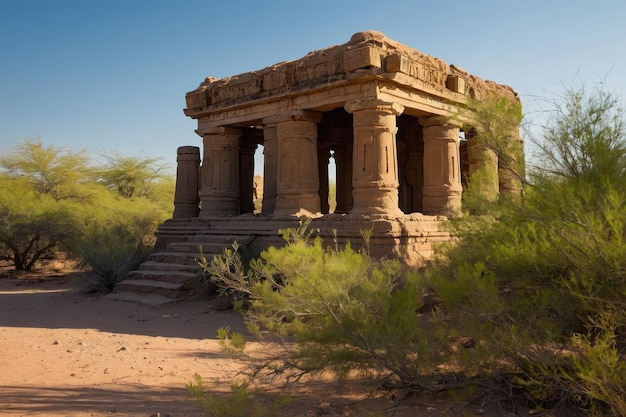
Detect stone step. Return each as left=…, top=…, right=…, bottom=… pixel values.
left=137, top=260, right=201, bottom=273
left=115, top=278, right=185, bottom=298
left=106, top=291, right=178, bottom=306
left=149, top=251, right=209, bottom=265
left=188, top=234, right=255, bottom=245
left=166, top=242, right=239, bottom=255
left=128, top=269, right=198, bottom=284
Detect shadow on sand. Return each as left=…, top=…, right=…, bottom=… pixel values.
left=0, top=273, right=247, bottom=339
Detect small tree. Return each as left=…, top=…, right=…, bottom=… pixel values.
left=0, top=176, right=81, bottom=270
left=96, top=151, right=170, bottom=199
left=441, top=81, right=626, bottom=414
left=0, top=138, right=92, bottom=201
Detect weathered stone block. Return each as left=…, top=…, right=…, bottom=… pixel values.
left=263, top=70, right=285, bottom=91
left=446, top=75, right=466, bottom=94
left=343, top=46, right=381, bottom=72
left=386, top=53, right=410, bottom=74
left=185, top=89, right=207, bottom=109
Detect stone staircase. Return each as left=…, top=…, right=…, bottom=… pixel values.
left=107, top=233, right=255, bottom=305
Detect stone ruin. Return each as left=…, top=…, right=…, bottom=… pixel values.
left=112, top=31, right=523, bottom=304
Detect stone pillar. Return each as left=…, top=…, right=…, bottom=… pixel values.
left=239, top=139, right=257, bottom=214
left=344, top=99, right=404, bottom=217
left=318, top=147, right=331, bottom=214
left=261, top=120, right=278, bottom=215
left=421, top=117, right=462, bottom=217
left=199, top=127, right=242, bottom=217
left=466, top=130, right=499, bottom=202
left=498, top=129, right=524, bottom=200
left=172, top=146, right=201, bottom=219
left=333, top=145, right=353, bottom=214
left=274, top=110, right=322, bottom=217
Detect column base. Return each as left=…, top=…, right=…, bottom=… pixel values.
left=172, top=204, right=200, bottom=219
left=274, top=193, right=321, bottom=218
left=199, top=196, right=239, bottom=217
left=422, top=186, right=462, bottom=218
left=351, top=187, right=403, bottom=217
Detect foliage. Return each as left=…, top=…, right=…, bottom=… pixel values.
left=203, top=226, right=495, bottom=390
left=0, top=138, right=92, bottom=201
left=187, top=374, right=290, bottom=417
left=96, top=151, right=171, bottom=199
left=0, top=139, right=173, bottom=279
left=0, top=176, right=82, bottom=270
left=198, top=241, right=255, bottom=301
left=440, top=82, right=626, bottom=414
left=198, top=82, right=626, bottom=416
left=71, top=189, right=170, bottom=291
left=464, top=91, right=524, bottom=178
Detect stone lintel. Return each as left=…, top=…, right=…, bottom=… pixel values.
left=266, top=109, right=323, bottom=125
left=199, top=126, right=243, bottom=137
left=344, top=99, right=404, bottom=115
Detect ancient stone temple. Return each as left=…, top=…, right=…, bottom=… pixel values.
left=112, top=31, right=523, bottom=304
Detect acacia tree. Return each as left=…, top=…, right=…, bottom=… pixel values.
left=96, top=151, right=170, bottom=199
left=0, top=140, right=91, bottom=270
left=0, top=176, right=81, bottom=270
left=0, top=139, right=174, bottom=274
left=0, top=138, right=92, bottom=201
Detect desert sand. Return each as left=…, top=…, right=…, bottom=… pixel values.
left=0, top=271, right=509, bottom=417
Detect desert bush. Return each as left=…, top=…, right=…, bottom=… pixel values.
left=202, top=225, right=498, bottom=391
left=72, top=193, right=169, bottom=292
left=438, top=82, right=626, bottom=415
left=0, top=139, right=173, bottom=283
left=187, top=374, right=290, bottom=417
left=198, top=82, right=625, bottom=416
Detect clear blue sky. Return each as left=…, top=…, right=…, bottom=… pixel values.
left=1, top=0, right=625, bottom=174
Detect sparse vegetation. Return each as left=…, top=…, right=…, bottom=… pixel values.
left=187, top=374, right=291, bottom=417
left=196, top=83, right=626, bottom=416
left=0, top=138, right=173, bottom=290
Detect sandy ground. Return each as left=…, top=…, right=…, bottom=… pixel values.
left=0, top=271, right=512, bottom=417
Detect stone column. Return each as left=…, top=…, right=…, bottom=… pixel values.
left=333, top=145, right=353, bottom=214
left=498, top=129, right=524, bottom=200
left=421, top=116, right=462, bottom=217
left=199, top=127, right=242, bottom=217
left=318, top=148, right=331, bottom=214
left=274, top=110, right=322, bottom=217
left=465, top=130, right=499, bottom=202
left=261, top=120, right=278, bottom=215
left=344, top=99, right=404, bottom=217
left=239, top=139, right=257, bottom=214
left=172, top=146, right=201, bottom=219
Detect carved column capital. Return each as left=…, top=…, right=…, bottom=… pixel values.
left=344, top=99, right=404, bottom=116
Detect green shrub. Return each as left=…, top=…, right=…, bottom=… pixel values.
left=187, top=374, right=290, bottom=417
left=199, top=82, right=626, bottom=415
left=72, top=194, right=166, bottom=292
left=437, top=82, right=626, bottom=415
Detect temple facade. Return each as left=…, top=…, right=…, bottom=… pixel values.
left=157, top=31, right=523, bottom=272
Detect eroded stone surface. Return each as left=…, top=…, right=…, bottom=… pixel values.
left=155, top=31, right=524, bottom=274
